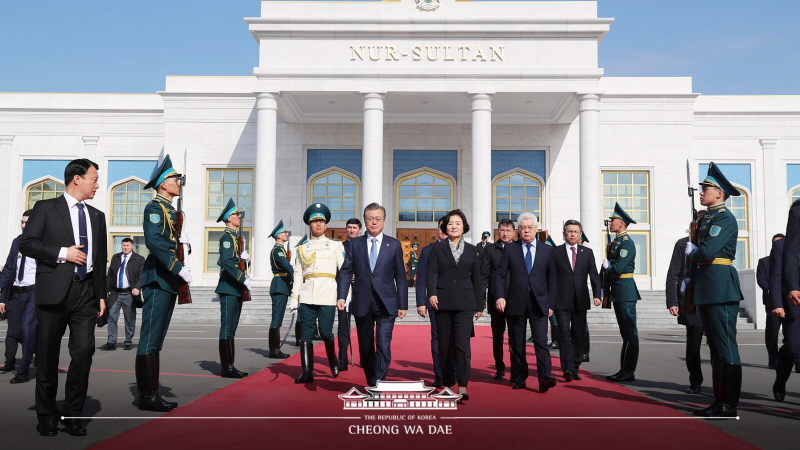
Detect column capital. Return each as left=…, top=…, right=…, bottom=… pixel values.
left=361, top=92, right=386, bottom=111
left=577, top=93, right=600, bottom=112
left=0, top=135, right=14, bottom=145
left=468, top=93, right=493, bottom=112
left=256, top=92, right=280, bottom=111
left=82, top=136, right=99, bottom=145
left=759, top=138, right=778, bottom=150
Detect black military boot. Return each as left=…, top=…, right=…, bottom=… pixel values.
left=295, top=321, right=302, bottom=346
left=610, top=342, right=638, bottom=382
left=220, top=338, right=248, bottom=378
left=717, top=362, right=742, bottom=417
left=773, top=350, right=795, bottom=402
left=295, top=341, right=315, bottom=383
left=154, top=352, right=178, bottom=408
left=136, top=354, right=174, bottom=412
left=606, top=342, right=627, bottom=380
left=269, top=328, right=290, bottom=359
left=324, top=338, right=339, bottom=378
left=694, top=358, right=722, bottom=416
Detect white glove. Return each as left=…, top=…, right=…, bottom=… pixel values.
left=240, top=250, right=250, bottom=261
left=288, top=299, right=299, bottom=312
left=685, top=242, right=697, bottom=256
left=602, top=259, right=610, bottom=269
left=244, top=279, right=252, bottom=290
left=178, top=266, right=193, bottom=283
left=179, top=232, right=190, bottom=245
left=680, top=278, right=690, bottom=294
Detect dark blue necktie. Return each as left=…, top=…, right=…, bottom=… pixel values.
left=118, top=253, right=128, bottom=288
left=17, top=254, right=26, bottom=282
left=525, top=243, right=533, bottom=274
left=77, top=203, right=88, bottom=280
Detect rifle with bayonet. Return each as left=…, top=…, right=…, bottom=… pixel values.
left=600, top=219, right=612, bottom=309
left=684, top=160, right=699, bottom=314
left=175, top=151, right=192, bottom=305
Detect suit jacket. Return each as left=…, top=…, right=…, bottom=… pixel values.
left=414, top=244, right=434, bottom=307
left=19, top=195, right=107, bottom=306
left=0, top=236, right=22, bottom=305
left=553, top=243, right=601, bottom=311
left=665, top=236, right=702, bottom=327
left=483, top=240, right=511, bottom=314
left=756, top=256, right=770, bottom=306
left=783, top=201, right=800, bottom=296
left=106, top=251, right=145, bottom=305
left=426, top=240, right=485, bottom=311
left=492, top=239, right=558, bottom=317
left=477, top=241, right=489, bottom=261
left=337, top=234, right=408, bottom=317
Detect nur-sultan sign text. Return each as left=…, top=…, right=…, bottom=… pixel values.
left=350, top=45, right=505, bottom=62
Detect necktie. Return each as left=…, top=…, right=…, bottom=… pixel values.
left=17, top=254, right=26, bottom=282
left=118, top=253, right=128, bottom=288
left=370, top=238, right=378, bottom=271
left=77, top=203, right=88, bottom=280
left=571, top=246, right=577, bottom=271
left=525, top=243, right=532, bottom=274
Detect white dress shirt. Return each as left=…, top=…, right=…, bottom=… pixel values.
left=14, top=253, right=37, bottom=287
left=57, top=192, right=94, bottom=274
left=118, top=252, right=132, bottom=289
left=565, top=244, right=579, bottom=268
left=522, top=239, right=537, bottom=261
left=366, top=232, right=384, bottom=260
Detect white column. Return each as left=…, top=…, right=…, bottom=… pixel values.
left=254, top=92, right=279, bottom=282
left=83, top=136, right=102, bottom=208
left=361, top=92, right=385, bottom=213
left=470, top=93, right=493, bottom=243
left=578, top=94, right=601, bottom=253
left=0, top=136, right=14, bottom=249
left=759, top=139, right=779, bottom=242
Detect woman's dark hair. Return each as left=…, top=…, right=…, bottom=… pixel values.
left=64, top=158, right=99, bottom=184
left=440, top=209, right=470, bottom=234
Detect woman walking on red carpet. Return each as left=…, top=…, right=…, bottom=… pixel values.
left=425, top=209, right=486, bottom=400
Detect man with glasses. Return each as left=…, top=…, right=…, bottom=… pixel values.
left=482, top=218, right=515, bottom=381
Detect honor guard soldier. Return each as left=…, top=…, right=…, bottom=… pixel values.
left=687, top=163, right=744, bottom=417
left=136, top=155, right=192, bottom=412
left=268, top=220, right=293, bottom=359
left=289, top=204, right=345, bottom=383
left=603, top=203, right=641, bottom=382
left=408, top=242, right=419, bottom=281
left=215, top=198, right=251, bottom=378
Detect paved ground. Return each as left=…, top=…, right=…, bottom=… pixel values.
left=0, top=321, right=797, bottom=449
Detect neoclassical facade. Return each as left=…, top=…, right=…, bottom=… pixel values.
left=1, top=1, right=799, bottom=326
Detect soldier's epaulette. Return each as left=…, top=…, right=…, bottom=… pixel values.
left=623, top=236, right=629, bottom=241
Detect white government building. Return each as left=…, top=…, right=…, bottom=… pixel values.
left=1, top=1, right=798, bottom=326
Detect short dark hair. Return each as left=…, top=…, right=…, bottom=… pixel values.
left=363, top=203, right=386, bottom=221
left=498, top=218, right=515, bottom=230
left=346, top=218, right=362, bottom=228
left=437, top=216, right=447, bottom=227
left=64, top=158, right=99, bottom=185
left=121, top=237, right=134, bottom=244
left=773, top=233, right=785, bottom=241
left=439, top=209, right=470, bottom=234
left=563, top=219, right=582, bottom=232
left=22, top=209, right=33, bottom=217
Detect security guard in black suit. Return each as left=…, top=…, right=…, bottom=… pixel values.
left=268, top=220, right=293, bottom=359
left=775, top=198, right=800, bottom=401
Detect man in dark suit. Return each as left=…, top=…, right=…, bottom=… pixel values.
left=20, top=158, right=107, bottom=437
left=482, top=218, right=515, bottom=380
left=775, top=199, right=800, bottom=401
left=758, top=233, right=785, bottom=369
left=338, top=218, right=362, bottom=371
left=494, top=212, right=558, bottom=392
left=337, top=203, right=408, bottom=386
left=477, top=231, right=490, bottom=260
left=666, top=232, right=705, bottom=394
left=553, top=220, right=601, bottom=382
left=0, top=210, right=38, bottom=383
left=101, top=237, right=145, bottom=351
left=415, top=217, right=448, bottom=387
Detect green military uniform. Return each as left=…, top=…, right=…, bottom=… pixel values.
left=135, top=155, right=185, bottom=412
left=689, top=162, right=743, bottom=417
left=606, top=203, right=641, bottom=382
left=268, top=220, right=293, bottom=359
left=408, top=242, right=419, bottom=281
left=290, top=204, right=345, bottom=383
left=215, top=198, right=249, bottom=378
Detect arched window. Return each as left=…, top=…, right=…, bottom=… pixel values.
left=111, top=180, right=152, bottom=226
left=310, top=169, right=358, bottom=222
left=726, top=186, right=750, bottom=270
left=601, top=170, right=651, bottom=276
left=26, top=178, right=65, bottom=210
left=493, top=171, right=542, bottom=223
left=397, top=170, right=453, bottom=223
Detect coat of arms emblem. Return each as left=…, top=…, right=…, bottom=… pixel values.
left=416, top=0, right=440, bottom=12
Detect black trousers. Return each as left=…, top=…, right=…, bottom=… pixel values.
left=434, top=309, right=473, bottom=388
left=337, top=308, right=352, bottom=362
left=685, top=325, right=704, bottom=386
left=507, top=297, right=550, bottom=382
left=489, top=312, right=507, bottom=372
left=555, top=308, right=587, bottom=374
left=36, top=277, right=97, bottom=422
left=354, top=291, right=396, bottom=386
left=765, top=310, right=781, bottom=364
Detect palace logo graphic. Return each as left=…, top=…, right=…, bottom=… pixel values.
left=339, top=380, right=460, bottom=410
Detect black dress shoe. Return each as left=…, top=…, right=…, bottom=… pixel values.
left=512, top=379, right=527, bottom=390
left=60, top=418, right=87, bottom=436
left=99, top=343, right=116, bottom=351
left=608, top=372, right=635, bottom=382
left=0, top=363, right=15, bottom=373
left=123, top=342, right=133, bottom=351
left=539, top=376, right=557, bottom=393
left=572, top=373, right=582, bottom=381
left=693, top=401, right=722, bottom=417
left=685, top=385, right=701, bottom=394
left=774, top=380, right=786, bottom=402
left=460, top=393, right=469, bottom=401
left=582, top=353, right=590, bottom=362
left=510, top=374, right=518, bottom=384
left=432, top=377, right=443, bottom=388
left=493, top=369, right=505, bottom=380
left=37, top=422, right=58, bottom=437
left=548, top=341, right=559, bottom=350
left=10, top=373, right=29, bottom=383
left=269, top=349, right=290, bottom=359
left=564, top=371, right=573, bottom=382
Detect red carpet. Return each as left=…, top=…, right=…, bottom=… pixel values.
left=92, top=326, right=755, bottom=450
